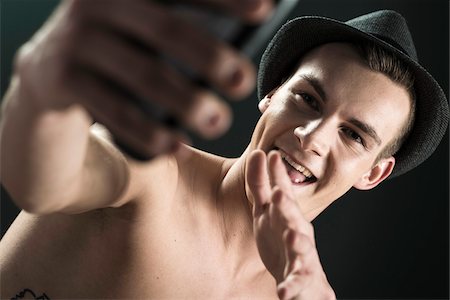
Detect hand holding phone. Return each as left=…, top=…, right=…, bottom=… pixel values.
left=14, top=0, right=297, bottom=161
left=115, top=0, right=299, bottom=160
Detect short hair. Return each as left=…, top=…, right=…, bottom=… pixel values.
left=353, top=42, right=416, bottom=163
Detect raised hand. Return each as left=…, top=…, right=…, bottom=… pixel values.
left=14, top=0, right=274, bottom=160
left=246, top=150, right=336, bottom=300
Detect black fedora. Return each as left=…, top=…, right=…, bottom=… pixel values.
left=257, top=10, right=449, bottom=178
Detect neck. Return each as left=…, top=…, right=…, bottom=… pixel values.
left=217, top=150, right=253, bottom=232
left=215, top=150, right=265, bottom=271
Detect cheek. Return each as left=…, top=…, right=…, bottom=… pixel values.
left=296, top=158, right=374, bottom=217
left=250, top=110, right=290, bottom=150
left=267, top=100, right=312, bottom=129
left=323, top=165, right=355, bottom=192
left=332, top=155, right=373, bottom=183
left=316, top=156, right=370, bottom=197
left=257, top=104, right=297, bottom=136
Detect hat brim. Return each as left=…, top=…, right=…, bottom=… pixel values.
left=257, top=16, right=449, bottom=178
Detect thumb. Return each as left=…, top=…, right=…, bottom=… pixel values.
left=246, top=150, right=271, bottom=218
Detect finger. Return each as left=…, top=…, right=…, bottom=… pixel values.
left=267, top=151, right=292, bottom=195
left=79, top=0, right=255, bottom=99
left=246, top=150, right=271, bottom=218
left=184, top=0, right=275, bottom=24
left=285, top=229, right=318, bottom=273
left=277, top=272, right=312, bottom=300
left=267, top=188, right=289, bottom=244
left=73, top=27, right=232, bottom=139
left=282, top=229, right=302, bottom=276
left=65, top=66, right=179, bottom=158
left=266, top=153, right=315, bottom=239
left=271, top=188, right=300, bottom=224
left=269, top=187, right=309, bottom=238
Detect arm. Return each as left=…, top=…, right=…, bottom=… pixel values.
left=0, top=0, right=263, bottom=215
left=0, top=76, right=130, bottom=214
left=246, top=150, right=336, bottom=300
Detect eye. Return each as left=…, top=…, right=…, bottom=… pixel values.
left=298, top=92, right=320, bottom=112
left=342, top=127, right=364, bottom=145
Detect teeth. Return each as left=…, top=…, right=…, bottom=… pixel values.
left=280, top=152, right=313, bottom=178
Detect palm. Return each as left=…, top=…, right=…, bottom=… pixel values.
left=246, top=150, right=336, bottom=300
left=253, top=206, right=285, bottom=280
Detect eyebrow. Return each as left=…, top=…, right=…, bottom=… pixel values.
left=349, top=118, right=382, bottom=145
left=299, top=74, right=327, bottom=102
left=299, top=73, right=382, bottom=146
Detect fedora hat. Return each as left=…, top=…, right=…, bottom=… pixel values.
left=257, top=10, right=449, bottom=178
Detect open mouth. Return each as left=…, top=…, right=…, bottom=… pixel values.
left=276, top=149, right=317, bottom=185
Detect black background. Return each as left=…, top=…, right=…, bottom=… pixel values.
left=1, top=0, right=448, bottom=299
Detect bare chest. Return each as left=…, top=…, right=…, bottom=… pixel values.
left=1, top=209, right=277, bottom=299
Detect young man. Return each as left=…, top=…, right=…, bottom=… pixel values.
left=0, top=1, right=448, bottom=299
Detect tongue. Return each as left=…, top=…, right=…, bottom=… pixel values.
left=282, top=159, right=307, bottom=184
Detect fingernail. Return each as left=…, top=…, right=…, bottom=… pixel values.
left=200, top=107, right=231, bottom=138
left=189, top=94, right=232, bottom=138
left=228, top=67, right=244, bottom=88
left=201, top=111, right=231, bottom=138
left=244, top=0, right=262, bottom=10
left=224, top=61, right=256, bottom=99
left=207, top=113, right=221, bottom=128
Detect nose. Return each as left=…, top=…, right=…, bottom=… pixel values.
left=294, top=119, right=331, bottom=157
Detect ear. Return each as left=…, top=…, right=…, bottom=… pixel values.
left=353, top=156, right=395, bottom=190
left=258, top=89, right=277, bottom=113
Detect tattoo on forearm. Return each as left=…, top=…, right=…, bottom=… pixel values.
left=11, top=288, right=50, bottom=300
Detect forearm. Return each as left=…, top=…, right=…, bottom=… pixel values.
left=0, top=76, right=92, bottom=214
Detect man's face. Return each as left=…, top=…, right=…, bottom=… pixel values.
left=250, top=43, right=411, bottom=220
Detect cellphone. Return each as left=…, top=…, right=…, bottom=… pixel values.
left=114, top=0, right=300, bottom=160
left=171, top=0, right=300, bottom=58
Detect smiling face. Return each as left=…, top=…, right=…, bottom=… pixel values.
left=248, top=43, right=411, bottom=220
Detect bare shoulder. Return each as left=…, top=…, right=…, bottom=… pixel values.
left=86, top=123, right=181, bottom=209
left=52, top=122, right=222, bottom=214
left=174, top=144, right=230, bottom=197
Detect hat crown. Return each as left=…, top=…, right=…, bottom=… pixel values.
left=346, top=10, right=418, bottom=61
